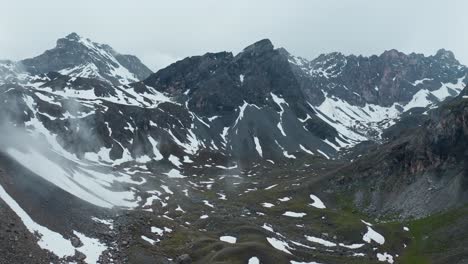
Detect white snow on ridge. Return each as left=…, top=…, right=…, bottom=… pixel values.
left=253, top=136, right=263, bottom=157
left=323, top=139, right=340, bottom=151
left=221, top=127, right=230, bottom=145
left=299, top=144, right=314, bottom=155
left=161, top=185, right=174, bottom=195
left=168, top=155, right=182, bottom=168
left=148, top=136, right=164, bottom=160
left=91, top=217, right=114, bottom=230
left=271, top=93, right=288, bottom=137
left=411, top=78, right=432, bottom=86
left=70, top=35, right=140, bottom=85
left=73, top=231, right=108, bottom=264
left=203, top=200, right=215, bottom=208
left=316, top=149, right=330, bottom=159
left=314, top=95, right=399, bottom=143
left=141, top=235, right=157, bottom=245
left=274, top=140, right=296, bottom=159
left=267, top=237, right=292, bottom=254
left=403, top=89, right=434, bottom=111
left=305, top=235, right=336, bottom=247
left=166, top=129, right=202, bottom=155
left=313, top=77, right=465, bottom=147
left=405, top=76, right=465, bottom=111
left=1, top=168, right=108, bottom=262
left=164, top=169, right=186, bottom=178
left=6, top=148, right=139, bottom=208
left=233, top=101, right=249, bottom=127
left=339, top=242, right=365, bottom=249
left=29, top=74, right=175, bottom=109
left=0, top=184, right=75, bottom=258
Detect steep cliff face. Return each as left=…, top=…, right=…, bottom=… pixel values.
left=0, top=33, right=468, bottom=264
left=288, top=48, right=466, bottom=107
left=333, top=88, right=468, bottom=218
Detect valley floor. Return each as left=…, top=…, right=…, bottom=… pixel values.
left=0, top=153, right=466, bottom=264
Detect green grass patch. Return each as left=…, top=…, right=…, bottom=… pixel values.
left=400, top=206, right=468, bottom=264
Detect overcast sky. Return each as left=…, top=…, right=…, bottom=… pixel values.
left=1, top=0, right=467, bottom=71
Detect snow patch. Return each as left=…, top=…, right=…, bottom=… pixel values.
left=220, top=236, right=237, bottom=244
left=377, top=252, right=394, bottom=263
left=283, top=211, right=307, bottom=218
left=305, top=235, right=336, bottom=247
left=309, top=194, right=326, bottom=209
left=0, top=184, right=75, bottom=258
left=363, top=226, right=385, bottom=245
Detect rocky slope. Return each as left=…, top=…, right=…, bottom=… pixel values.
left=331, top=87, right=468, bottom=218
left=0, top=33, right=466, bottom=264
left=19, top=33, right=152, bottom=85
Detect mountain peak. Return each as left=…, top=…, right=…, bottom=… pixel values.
left=380, top=49, right=406, bottom=59
left=56, top=32, right=90, bottom=49
left=64, top=32, right=82, bottom=41
left=242, top=39, right=274, bottom=54
left=21, top=34, right=152, bottom=84
left=435, top=48, right=456, bottom=61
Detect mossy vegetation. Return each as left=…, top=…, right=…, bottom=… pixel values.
left=400, top=206, right=468, bottom=264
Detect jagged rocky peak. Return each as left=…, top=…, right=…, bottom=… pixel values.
left=380, top=48, right=407, bottom=59
left=57, top=32, right=82, bottom=45
left=146, top=38, right=302, bottom=114
left=287, top=46, right=466, bottom=107
left=434, top=48, right=457, bottom=62
left=20, top=32, right=152, bottom=85
left=143, top=51, right=234, bottom=96
left=239, top=38, right=275, bottom=56
left=64, top=32, right=81, bottom=41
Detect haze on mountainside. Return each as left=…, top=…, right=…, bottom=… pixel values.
left=0, top=2, right=467, bottom=264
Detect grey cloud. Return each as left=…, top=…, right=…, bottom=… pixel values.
left=0, top=0, right=467, bottom=71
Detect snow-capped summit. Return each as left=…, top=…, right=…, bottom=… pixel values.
left=1, top=36, right=466, bottom=167
left=20, top=33, right=152, bottom=85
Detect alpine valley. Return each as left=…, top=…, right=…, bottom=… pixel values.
left=0, top=33, right=467, bottom=264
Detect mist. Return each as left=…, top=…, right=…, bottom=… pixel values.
left=0, top=0, right=467, bottom=71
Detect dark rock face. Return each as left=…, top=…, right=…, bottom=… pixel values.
left=20, top=33, right=152, bottom=85
left=288, top=48, right=466, bottom=107
left=1, top=34, right=468, bottom=264
left=333, top=87, right=468, bottom=218
left=145, top=39, right=306, bottom=116
left=1, top=37, right=466, bottom=166
left=175, top=254, right=192, bottom=264
left=114, top=53, right=152, bottom=80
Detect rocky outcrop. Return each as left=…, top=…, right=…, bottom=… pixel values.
left=333, top=87, right=468, bottom=218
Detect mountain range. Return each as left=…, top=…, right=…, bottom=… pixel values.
left=0, top=33, right=466, bottom=264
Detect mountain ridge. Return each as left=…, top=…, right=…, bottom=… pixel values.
left=0, top=34, right=467, bottom=264
left=17, top=32, right=153, bottom=85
